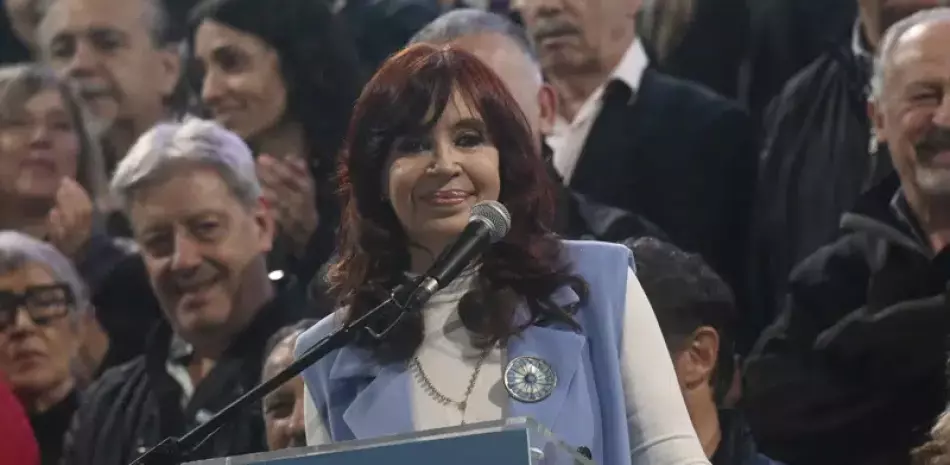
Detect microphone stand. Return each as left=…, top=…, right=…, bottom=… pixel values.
left=129, top=280, right=429, bottom=465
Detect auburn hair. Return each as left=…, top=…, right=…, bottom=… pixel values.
left=329, top=43, right=586, bottom=363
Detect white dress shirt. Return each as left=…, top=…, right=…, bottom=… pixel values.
left=548, top=40, right=650, bottom=184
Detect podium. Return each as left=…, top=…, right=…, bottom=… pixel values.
left=185, top=417, right=595, bottom=465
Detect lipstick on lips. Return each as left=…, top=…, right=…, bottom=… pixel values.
left=424, top=189, right=471, bottom=206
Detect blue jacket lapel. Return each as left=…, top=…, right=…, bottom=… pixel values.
left=505, top=286, right=587, bottom=433
left=329, top=344, right=415, bottom=439
left=327, top=285, right=586, bottom=440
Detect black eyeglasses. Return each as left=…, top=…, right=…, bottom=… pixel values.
left=0, top=283, right=75, bottom=331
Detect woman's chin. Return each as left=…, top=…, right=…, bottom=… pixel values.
left=7, top=370, right=61, bottom=393
left=12, top=185, right=58, bottom=203
left=414, top=216, right=470, bottom=240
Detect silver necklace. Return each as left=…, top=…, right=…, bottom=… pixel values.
left=409, top=348, right=492, bottom=422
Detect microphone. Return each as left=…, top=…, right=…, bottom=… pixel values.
left=404, top=200, right=511, bottom=308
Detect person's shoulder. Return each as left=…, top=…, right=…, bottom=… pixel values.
left=764, top=46, right=859, bottom=119
left=72, top=356, right=148, bottom=430
left=642, top=69, right=745, bottom=116
left=560, top=240, right=635, bottom=298
left=294, top=310, right=348, bottom=362
left=560, top=239, right=635, bottom=269
left=85, top=356, right=148, bottom=398
left=784, top=230, right=876, bottom=304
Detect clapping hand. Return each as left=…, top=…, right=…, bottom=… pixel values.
left=47, top=177, right=94, bottom=261
left=256, top=154, right=319, bottom=258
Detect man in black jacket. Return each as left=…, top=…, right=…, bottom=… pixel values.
left=512, top=0, right=757, bottom=306
left=744, top=9, right=950, bottom=465
left=62, top=119, right=306, bottom=465
left=746, top=0, right=942, bottom=352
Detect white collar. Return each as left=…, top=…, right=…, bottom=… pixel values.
left=553, top=39, right=649, bottom=128
left=610, top=39, right=650, bottom=93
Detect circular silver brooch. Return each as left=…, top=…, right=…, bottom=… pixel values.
left=504, top=356, right=557, bottom=403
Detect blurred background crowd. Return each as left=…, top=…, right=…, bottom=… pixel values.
left=1, top=0, right=950, bottom=464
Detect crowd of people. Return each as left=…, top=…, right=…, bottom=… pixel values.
left=0, top=0, right=949, bottom=465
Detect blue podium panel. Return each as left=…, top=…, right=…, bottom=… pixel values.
left=231, top=430, right=529, bottom=465
left=186, top=418, right=595, bottom=465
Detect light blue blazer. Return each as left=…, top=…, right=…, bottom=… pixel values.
left=296, top=240, right=635, bottom=465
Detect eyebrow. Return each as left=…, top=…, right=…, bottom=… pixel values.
left=49, top=26, right=126, bottom=50
left=209, top=44, right=242, bottom=59
left=453, top=117, right=487, bottom=131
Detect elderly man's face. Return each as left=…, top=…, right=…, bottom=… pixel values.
left=451, top=33, right=556, bottom=140
left=873, top=19, right=950, bottom=198
left=129, top=167, right=275, bottom=342
left=513, top=0, right=640, bottom=74
left=0, top=262, right=78, bottom=402
left=38, top=0, right=180, bottom=135
left=262, top=334, right=307, bottom=450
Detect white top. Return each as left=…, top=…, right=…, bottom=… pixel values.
left=304, top=268, right=709, bottom=465
left=548, top=39, right=650, bottom=184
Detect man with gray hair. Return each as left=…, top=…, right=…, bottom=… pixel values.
left=61, top=119, right=306, bottom=465
left=743, top=10, right=950, bottom=465
left=747, top=0, right=944, bottom=345
left=36, top=0, right=181, bottom=172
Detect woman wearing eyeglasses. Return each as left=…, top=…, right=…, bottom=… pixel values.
left=0, top=231, right=99, bottom=465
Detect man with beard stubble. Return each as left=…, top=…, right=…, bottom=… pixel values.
left=60, top=119, right=304, bottom=465
left=743, top=9, right=950, bottom=465
left=746, top=0, right=946, bottom=349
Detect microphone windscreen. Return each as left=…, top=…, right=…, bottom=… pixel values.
left=471, top=201, right=511, bottom=243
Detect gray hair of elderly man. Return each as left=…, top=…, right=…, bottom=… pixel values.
left=871, top=7, right=950, bottom=101
left=409, top=8, right=543, bottom=83
left=110, top=118, right=261, bottom=212
left=0, top=230, right=90, bottom=317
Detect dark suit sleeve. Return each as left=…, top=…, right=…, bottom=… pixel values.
left=61, top=387, right=98, bottom=465
left=743, top=241, right=947, bottom=465
left=690, top=105, right=758, bottom=297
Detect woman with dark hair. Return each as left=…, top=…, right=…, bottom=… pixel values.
left=188, top=0, right=364, bottom=286
left=296, top=44, right=709, bottom=465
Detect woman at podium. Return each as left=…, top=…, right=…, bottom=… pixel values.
left=295, top=43, right=709, bottom=465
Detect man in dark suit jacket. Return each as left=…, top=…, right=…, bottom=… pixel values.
left=513, top=0, right=757, bottom=311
